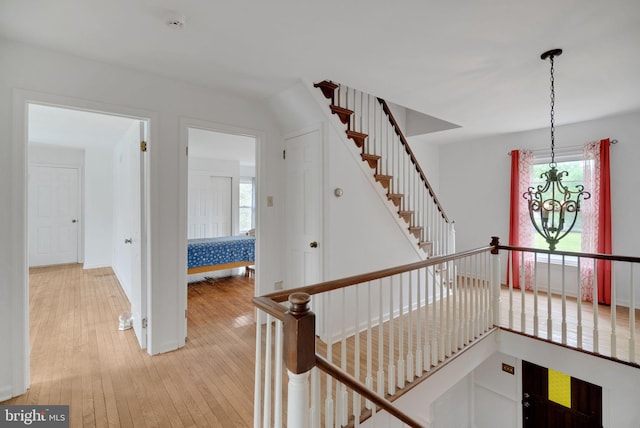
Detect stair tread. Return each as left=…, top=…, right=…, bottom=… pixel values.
left=330, top=105, right=354, bottom=115
left=375, top=174, right=392, bottom=179
left=361, top=153, right=381, bottom=160
left=346, top=130, right=368, bottom=137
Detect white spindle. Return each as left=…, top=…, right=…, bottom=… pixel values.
left=377, top=279, right=385, bottom=397
left=452, top=260, right=459, bottom=352
left=593, top=259, right=599, bottom=354
left=366, top=282, right=373, bottom=410
left=520, top=251, right=526, bottom=334
left=533, top=257, right=539, bottom=337
left=611, top=262, right=617, bottom=358
left=432, top=264, right=438, bottom=362
left=263, top=315, right=273, bottom=428
left=416, top=268, right=423, bottom=375
left=445, top=262, right=452, bottom=357
left=254, top=313, right=262, bottom=428
left=577, top=257, right=583, bottom=349
left=561, top=255, right=567, bottom=345
left=275, top=320, right=283, bottom=428
left=388, top=275, right=396, bottom=395
left=630, top=264, right=636, bottom=362
left=547, top=253, right=552, bottom=340
left=407, top=271, right=414, bottom=382
left=424, top=267, right=431, bottom=372
left=439, top=261, right=445, bottom=361
left=397, top=274, right=405, bottom=389
left=325, top=292, right=334, bottom=428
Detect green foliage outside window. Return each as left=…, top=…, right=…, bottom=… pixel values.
left=530, top=160, right=585, bottom=252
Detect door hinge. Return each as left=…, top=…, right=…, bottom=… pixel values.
left=185, top=309, right=188, bottom=318
left=283, top=149, right=286, bottom=159
left=142, top=318, right=148, bottom=328
left=140, top=141, right=148, bottom=152
left=186, top=146, right=188, bottom=156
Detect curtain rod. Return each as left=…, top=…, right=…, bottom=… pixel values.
left=507, top=138, right=618, bottom=156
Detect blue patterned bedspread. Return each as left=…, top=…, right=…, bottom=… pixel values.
left=188, top=236, right=255, bottom=269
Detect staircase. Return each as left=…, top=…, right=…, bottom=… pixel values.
left=313, top=80, right=453, bottom=257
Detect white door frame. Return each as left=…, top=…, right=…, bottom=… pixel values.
left=178, top=117, right=263, bottom=341
left=11, top=89, right=156, bottom=395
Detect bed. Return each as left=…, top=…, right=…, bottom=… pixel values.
left=187, top=235, right=255, bottom=274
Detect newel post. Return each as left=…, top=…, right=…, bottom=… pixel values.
left=283, top=292, right=316, bottom=428
left=490, top=237, right=501, bottom=327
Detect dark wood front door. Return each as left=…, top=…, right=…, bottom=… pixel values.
left=522, top=360, right=602, bottom=428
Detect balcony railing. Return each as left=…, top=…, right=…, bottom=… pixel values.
left=253, top=237, right=640, bottom=427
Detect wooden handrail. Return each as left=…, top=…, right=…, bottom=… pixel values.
left=377, top=98, right=450, bottom=223
left=261, top=245, right=492, bottom=303
left=495, top=243, right=640, bottom=264
left=315, top=354, right=424, bottom=427
left=252, top=296, right=287, bottom=320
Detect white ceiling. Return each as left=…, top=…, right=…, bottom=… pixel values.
left=4, top=0, right=640, bottom=144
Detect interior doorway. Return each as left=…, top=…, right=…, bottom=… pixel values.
left=26, top=103, right=150, bottom=349
left=183, top=124, right=258, bottom=338
left=522, top=360, right=603, bottom=427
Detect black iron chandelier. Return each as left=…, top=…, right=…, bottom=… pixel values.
left=523, top=49, right=590, bottom=251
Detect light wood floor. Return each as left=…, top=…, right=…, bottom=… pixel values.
left=2, top=264, right=257, bottom=427
left=4, top=265, right=638, bottom=427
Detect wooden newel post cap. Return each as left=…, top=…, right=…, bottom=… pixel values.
left=490, top=236, right=500, bottom=254
left=283, top=293, right=316, bottom=374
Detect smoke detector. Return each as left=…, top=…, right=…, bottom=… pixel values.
left=166, top=14, right=186, bottom=30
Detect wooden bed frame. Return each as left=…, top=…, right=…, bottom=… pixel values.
left=187, top=261, right=253, bottom=275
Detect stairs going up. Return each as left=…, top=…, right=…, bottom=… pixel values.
left=314, top=80, right=453, bottom=256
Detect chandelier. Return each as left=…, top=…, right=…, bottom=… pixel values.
left=523, top=49, right=590, bottom=251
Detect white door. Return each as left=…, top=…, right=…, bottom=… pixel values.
left=28, top=165, right=80, bottom=266
left=284, top=128, right=322, bottom=288
left=188, top=175, right=232, bottom=238
left=129, top=122, right=147, bottom=349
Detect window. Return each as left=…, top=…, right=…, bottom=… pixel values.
left=530, top=158, right=587, bottom=253
left=239, top=177, right=255, bottom=233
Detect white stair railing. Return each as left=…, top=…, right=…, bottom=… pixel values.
left=254, top=245, right=496, bottom=427
left=315, top=81, right=454, bottom=257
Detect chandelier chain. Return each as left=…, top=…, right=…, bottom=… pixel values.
left=549, top=54, right=556, bottom=166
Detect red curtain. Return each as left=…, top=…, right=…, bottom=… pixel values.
left=507, top=151, right=521, bottom=288
left=597, top=139, right=612, bottom=304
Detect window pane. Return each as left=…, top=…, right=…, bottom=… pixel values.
left=239, top=207, right=251, bottom=232
left=239, top=182, right=252, bottom=206
left=530, top=160, right=584, bottom=252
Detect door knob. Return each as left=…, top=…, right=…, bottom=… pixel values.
left=71, top=219, right=77, bottom=223
left=124, top=238, right=132, bottom=244
left=310, top=241, right=318, bottom=248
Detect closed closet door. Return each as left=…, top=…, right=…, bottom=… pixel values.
left=28, top=165, right=80, bottom=266
left=188, top=175, right=232, bottom=239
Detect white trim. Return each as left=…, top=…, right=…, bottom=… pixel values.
left=179, top=117, right=264, bottom=344
left=11, top=89, right=157, bottom=396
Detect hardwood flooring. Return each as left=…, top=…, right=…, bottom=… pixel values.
left=4, top=265, right=637, bottom=427
left=2, top=264, right=257, bottom=427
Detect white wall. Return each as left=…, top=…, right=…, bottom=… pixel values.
left=438, top=111, right=640, bottom=304
left=83, top=144, right=115, bottom=268
left=363, top=331, right=640, bottom=427
left=0, top=38, right=283, bottom=400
